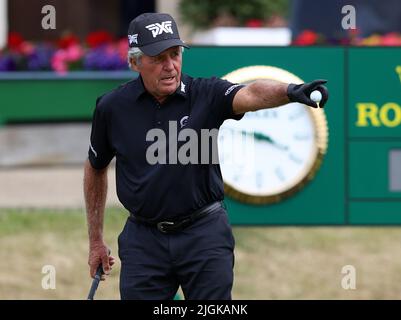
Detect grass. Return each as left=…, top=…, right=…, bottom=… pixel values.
left=1, top=208, right=401, bottom=299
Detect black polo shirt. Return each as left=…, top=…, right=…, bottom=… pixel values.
left=88, top=73, right=244, bottom=221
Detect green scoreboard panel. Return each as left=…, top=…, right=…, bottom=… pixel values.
left=348, top=48, right=401, bottom=224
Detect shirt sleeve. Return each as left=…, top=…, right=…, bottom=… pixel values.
left=206, top=77, right=245, bottom=126
left=88, top=96, right=114, bottom=169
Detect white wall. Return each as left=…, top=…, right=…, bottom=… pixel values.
left=156, top=0, right=191, bottom=44
left=0, top=0, right=7, bottom=49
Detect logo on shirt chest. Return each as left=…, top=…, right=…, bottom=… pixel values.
left=179, top=115, right=189, bottom=128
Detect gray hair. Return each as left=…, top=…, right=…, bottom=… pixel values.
left=127, top=46, right=185, bottom=68
left=127, top=47, right=144, bottom=69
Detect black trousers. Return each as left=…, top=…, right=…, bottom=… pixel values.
left=118, top=206, right=235, bottom=300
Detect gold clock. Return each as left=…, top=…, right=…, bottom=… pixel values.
left=219, top=66, right=329, bottom=204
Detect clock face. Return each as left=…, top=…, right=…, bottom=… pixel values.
left=219, top=66, right=328, bottom=204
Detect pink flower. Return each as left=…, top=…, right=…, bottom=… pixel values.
left=52, top=61, right=67, bottom=75
left=20, top=41, right=35, bottom=55
left=65, top=44, right=83, bottom=61
left=51, top=50, right=68, bottom=74
left=380, top=33, right=401, bottom=46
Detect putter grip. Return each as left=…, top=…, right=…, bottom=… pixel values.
left=95, top=264, right=104, bottom=279
left=87, top=265, right=104, bottom=300
left=87, top=249, right=111, bottom=300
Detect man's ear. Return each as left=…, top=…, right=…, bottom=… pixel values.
left=131, top=58, right=140, bottom=72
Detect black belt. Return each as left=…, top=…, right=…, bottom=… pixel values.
left=129, top=201, right=222, bottom=234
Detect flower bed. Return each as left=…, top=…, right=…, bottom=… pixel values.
left=0, top=31, right=129, bottom=73
left=293, top=29, right=401, bottom=46
left=2, top=29, right=400, bottom=75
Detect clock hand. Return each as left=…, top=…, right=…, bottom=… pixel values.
left=239, top=130, right=288, bottom=151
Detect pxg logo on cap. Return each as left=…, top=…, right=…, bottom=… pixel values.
left=128, top=12, right=189, bottom=57
left=146, top=21, right=173, bottom=38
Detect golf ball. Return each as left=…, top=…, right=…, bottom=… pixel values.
left=310, top=90, right=322, bottom=102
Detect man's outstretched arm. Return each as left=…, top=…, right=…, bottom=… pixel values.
left=83, top=159, right=114, bottom=279
left=232, top=79, right=329, bottom=114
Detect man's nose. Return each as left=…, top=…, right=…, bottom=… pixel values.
left=163, top=57, right=174, bottom=71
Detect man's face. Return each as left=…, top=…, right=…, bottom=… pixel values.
left=133, top=46, right=182, bottom=103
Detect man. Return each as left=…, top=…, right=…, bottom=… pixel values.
left=84, top=12, right=328, bottom=300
